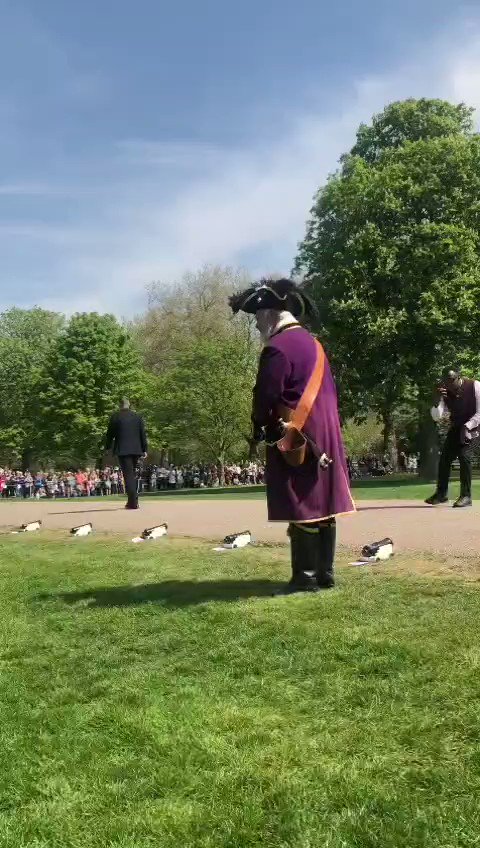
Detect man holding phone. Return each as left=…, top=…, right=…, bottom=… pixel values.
left=425, top=368, right=480, bottom=508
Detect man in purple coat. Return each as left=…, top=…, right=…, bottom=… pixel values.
left=230, top=278, right=355, bottom=594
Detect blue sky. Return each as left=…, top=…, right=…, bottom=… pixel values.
left=0, top=0, right=479, bottom=315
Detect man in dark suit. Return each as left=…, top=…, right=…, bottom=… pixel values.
left=104, top=399, right=148, bottom=509
left=425, top=368, right=480, bottom=508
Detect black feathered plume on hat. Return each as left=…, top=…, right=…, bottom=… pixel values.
left=229, top=277, right=316, bottom=319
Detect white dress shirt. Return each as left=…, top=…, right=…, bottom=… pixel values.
left=431, top=380, right=480, bottom=430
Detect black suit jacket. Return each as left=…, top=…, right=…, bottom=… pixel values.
left=105, top=409, right=148, bottom=457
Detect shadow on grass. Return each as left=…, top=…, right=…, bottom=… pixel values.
left=42, top=579, right=282, bottom=609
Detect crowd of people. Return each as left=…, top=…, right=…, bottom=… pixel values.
left=0, top=455, right=423, bottom=499
left=347, top=452, right=419, bottom=479
left=148, top=462, right=265, bottom=490
left=0, top=461, right=266, bottom=499
left=0, top=467, right=128, bottom=499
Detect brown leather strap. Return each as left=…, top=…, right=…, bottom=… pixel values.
left=284, top=340, right=325, bottom=430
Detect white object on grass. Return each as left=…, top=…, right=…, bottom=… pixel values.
left=71, top=523, right=93, bottom=537
left=361, top=537, right=394, bottom=561
left=12, top=520, right=42, bottom=534
left=216, top=530, right=253, bottom=550
left=141, top=523, right=168, bottom=540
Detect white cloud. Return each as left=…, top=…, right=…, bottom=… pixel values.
left=0, top=222, right=87, bottom=245
left=2, top=19, right=480, bottom=315
left=115, top=139, right=228, bottom=169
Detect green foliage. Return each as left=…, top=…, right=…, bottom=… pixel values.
left=132, top=265, right=259, bottom=464
left=37, top=313, right=148, bottom=465
left=153, top=331, right=258, bottom=466
left=0, top=267, right=258, bottom=468
left=132, top=264, right=254, bottom=373
left=296, top=98, right=480, bottom=469
left=0, top=307, right=65, bottom=466
left=342, top=415, right=383, bottom=457
left=0, top=426, right=26, bottom=466
left=350, top=98, right=474, bottom=163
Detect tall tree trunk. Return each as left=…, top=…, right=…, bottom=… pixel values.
left=418, top=406, right=439, bottom=481
left=21, top=445, right=36, bottom=472
left=381, top=409, right=398, bottom=471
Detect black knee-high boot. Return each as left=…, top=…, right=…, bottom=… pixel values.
left=276, top=523, right=320, bottom=594
left=317, top=519, right=336, bottom=588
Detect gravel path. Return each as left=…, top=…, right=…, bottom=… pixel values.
left=1, top=497, right=479, bottom=556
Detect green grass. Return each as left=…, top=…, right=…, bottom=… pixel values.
left=138, top=476, right=480, bottom=501
left=1, top=535, right=480, bottom=847
left=351, top=476, right=480, bottom=501
left=2, top=475, right=479, bottom=507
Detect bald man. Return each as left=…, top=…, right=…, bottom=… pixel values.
left=104, top=399, right=148, bottom=509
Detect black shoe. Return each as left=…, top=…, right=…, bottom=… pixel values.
left=125, top=504, right=139, bottom=510
left=452, top=496, right=472, bottom=508
left=316, top=580, right=335, bottom=590
left=424, top=493, right=449, bottom=505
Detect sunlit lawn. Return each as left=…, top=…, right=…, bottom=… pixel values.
left=1, top=534, right=480, bottom=846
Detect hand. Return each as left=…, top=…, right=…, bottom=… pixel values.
left=436, top=385, right=448, bottom=401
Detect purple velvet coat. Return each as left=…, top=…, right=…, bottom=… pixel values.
left=253, top=325, right=355, bottom=522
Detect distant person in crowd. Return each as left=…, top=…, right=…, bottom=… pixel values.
left=408, top=454, right=418, bottom=473
left=23, top=471, right=33, bottom=498
left=149, top=467, right=157, bottom=492
left=75, top=469, right=87, bottom=496
left=425, top=368, right=480, bottom=508
left=104, top=398, right=148, bottom=509
left=168, top=465, right=177, bottom=490
left=230, top=277, right=355, bottom=594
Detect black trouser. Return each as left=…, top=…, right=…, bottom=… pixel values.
left=119, top=455, right=139, bottom=507
left=437, top=428, right=473, bottom=498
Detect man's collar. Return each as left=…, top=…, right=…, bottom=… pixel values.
left=269, top=322, right=300, bottom=339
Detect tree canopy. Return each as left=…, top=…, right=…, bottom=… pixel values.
left=0, top=308, right=65, bottom=466
left=36, top=313, right=149, bottom=466
left=295, top=98, right=480, bottom=472
left=350, top=98, right=474, bottom=163
left=152, top=331, right=257, bottom=476
left=132, top=264, right=254, bottom=373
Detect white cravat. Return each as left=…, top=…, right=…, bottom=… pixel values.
left=268, top=311, right=299, bottom=338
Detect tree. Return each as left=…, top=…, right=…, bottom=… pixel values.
left=0, top=307, right=65, bottom=467
left=342, top=415, right=383, bottom=459
left=132, top=264, right=259, bottom=465
left=295, top=99, right=480, bottom=477
left=132, top=264, right=254, bottom=373
left=350, top=98, right=474, bottom=163
left=152, top=331, right=257, bottom=480
left=37, top=313, right=149, bottom=466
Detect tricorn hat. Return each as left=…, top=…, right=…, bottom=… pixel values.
left=229, top=277, right=316, bottom=319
